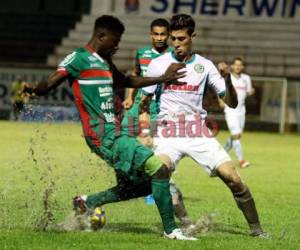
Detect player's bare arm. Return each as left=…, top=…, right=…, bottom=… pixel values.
left=123, top=88, right=136, bottom=109
left=138, top=93, right=152, bottom=123
left=23, top=71, right=66, bottom=96
left=218, top=62, right=238, bottom=108
left=112, top=63, right=186, bottom=88
left=122, top=66, right=141, bottom=109
left=247, top=87, right=255, bottom=96
left=217, top=96, right=226, bottom=110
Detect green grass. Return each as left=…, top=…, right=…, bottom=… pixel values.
left=0, top=121, right=299, bottom=250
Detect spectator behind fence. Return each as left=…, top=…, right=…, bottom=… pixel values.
left=11, top=77, right=26, bottom=121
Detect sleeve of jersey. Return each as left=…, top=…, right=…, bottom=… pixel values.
left=134, top=50, right=140, bottom=68
left=207, top=61, right=226, bottom=97
left=142, top=60, right=161, bottom=96
left=56, top=51, right=80, bottom=78
left=246, top=75, right=253, bottom=94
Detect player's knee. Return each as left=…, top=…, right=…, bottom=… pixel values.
left=158, top=154, right=173, bottom=170
left=228, top=176, right=245, bottom=193
left=152, top=164, right=171, bottom=179
left=218, top=165, right=244, bottom=193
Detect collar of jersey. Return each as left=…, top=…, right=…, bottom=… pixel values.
left=85, top=45, right=104, bottom=63
left=171, top=51, right=195, bottom=64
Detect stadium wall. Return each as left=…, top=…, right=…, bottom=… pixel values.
left=94, top=0, right=300, bottom=18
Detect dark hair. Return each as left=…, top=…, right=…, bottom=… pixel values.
left=170, top=14, right=195, bottom=35
left=150, top=18, right=169, bottom=32
left=94, top=15, right=125, bottom=35
left=232, top=57, right=244, bottom=64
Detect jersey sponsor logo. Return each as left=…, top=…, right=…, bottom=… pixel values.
left=98, top=86, right=112, bottom=97
left=165, top=84, right=199, bottom=92
left=194, top=64, right=204, bottom=73
left=88, top=56, right=98, bottom=62
left=90, top=63, right=102, bottom=68
left=59, top=52, right=77, bottom=67
left=104, top=113, right=115, bottom=123
left=101, top=102, right=114, bottom=110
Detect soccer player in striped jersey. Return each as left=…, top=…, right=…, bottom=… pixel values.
left=218, top=58, right=255, bottom=168
left=23, top=15, right=196, bottom=240
left=123, top=18, right=172, bottom=111
left=122, top=18, right=172, bottom=129
left=139, top=14, right=267, bottom=237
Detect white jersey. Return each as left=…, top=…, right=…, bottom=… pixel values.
left=224, top=73, right=252, bottom=114
left=143, top=52, right=226, bottom=124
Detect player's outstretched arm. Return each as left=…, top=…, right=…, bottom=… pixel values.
left=123, top=88, right=137, bottom=109
left=112, top=63, right=186, bottom=88
left=23, top=71, right=66, bottom=96
left=218, top=62, right=238, bottom=108
left=122, top=64, right=141, bottom=109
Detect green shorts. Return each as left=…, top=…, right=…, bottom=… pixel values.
left=85, top=127, right=163, bottom=183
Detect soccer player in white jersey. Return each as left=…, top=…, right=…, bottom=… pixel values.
left=139, top=14, right=266, bottom=237
left=219, top=58, right=255, bottom=168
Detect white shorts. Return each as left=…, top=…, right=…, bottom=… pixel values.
left=153, top=129, right=231, bottom=177
left=225, top=112, right=245, bottom=135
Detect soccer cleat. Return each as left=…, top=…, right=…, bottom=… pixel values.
left=240, top=160, right=250, bottom=168
left=73, top=195, right=88, bottom=214
left=164, top=228, right=198, bottom=241
left=144, top=194, right=155, bottom=205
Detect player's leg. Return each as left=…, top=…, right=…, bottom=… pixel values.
left=170, top=180, right=193, bottom=228
left=231, top=113, right=249, bottom=168
left=142, top=155, right=195, bottom=240
left=226, top=112, right=249, bottom=167
left=231, top=133, right=244, bottom=162
left=143, top=155, right=176, bottom=233
left=237, top=114, right=250, bottom=168
left=154, top=138, right=194, bottom=227
left=186, top=136, right=265, bottom=236
left=83, top=170, right=152, bottom=209
left=84, top=169, right=192, bottom=231
left=224, top=113, right=234, bottom=152
left=224, top=137, right=233, bottom=152
left=150, top=138, right=196, bottom=240
left=216, top=162, right=264, bottom=236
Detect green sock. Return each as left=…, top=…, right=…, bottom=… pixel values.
left=86, top=187, right=120, bottom=209
left=152, top=178, right=177, bottom=234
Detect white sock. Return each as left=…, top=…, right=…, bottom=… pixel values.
left=232, top=139, right=244, bottom=161
left=224, top=137, right=233, bottom=152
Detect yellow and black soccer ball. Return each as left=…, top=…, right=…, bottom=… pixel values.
left=90, top=207, right=106, bottom=231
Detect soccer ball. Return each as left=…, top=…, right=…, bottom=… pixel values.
left=90, top=207, right=106, bottom=231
